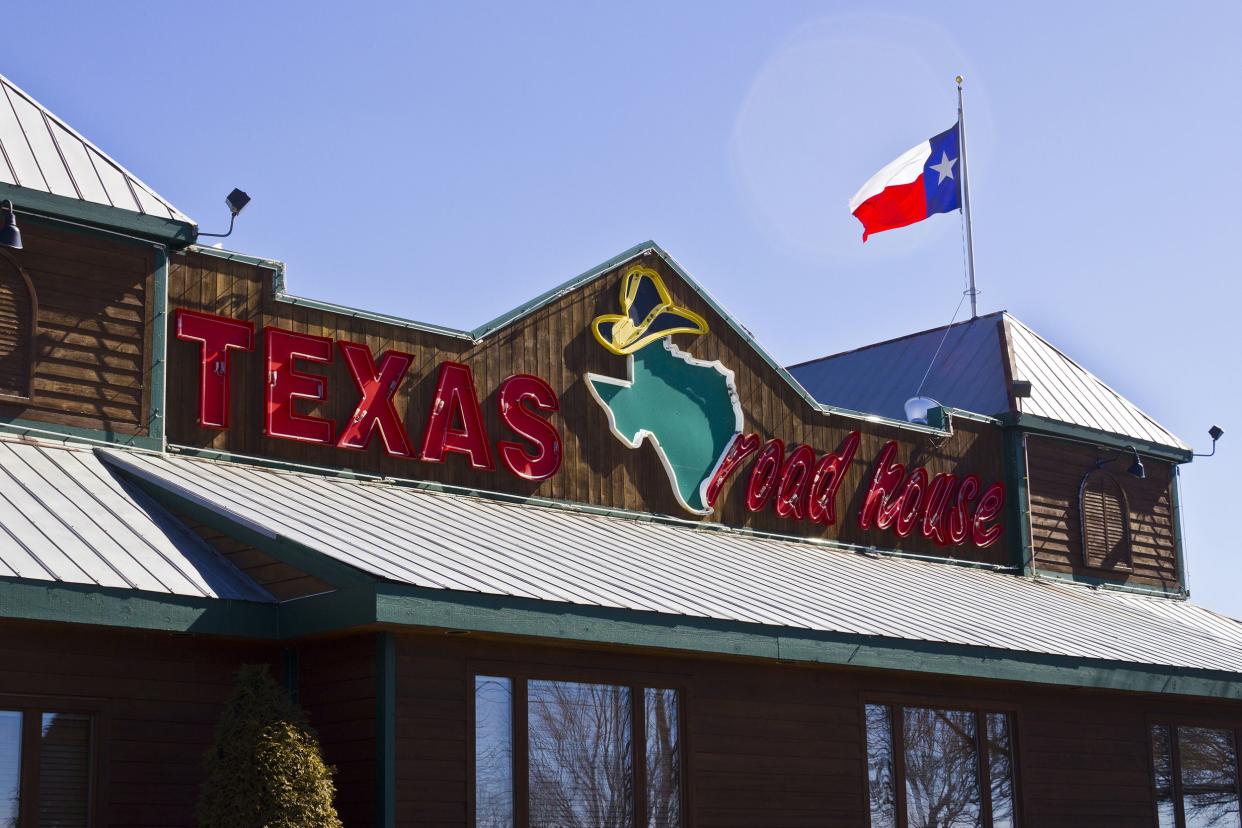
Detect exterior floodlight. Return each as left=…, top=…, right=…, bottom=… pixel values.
left=0, top=200, right=21, bottom=250
left=225, top=188, right=251, bottom=216
left=197, top=188, right=252, bottom=241
left=904, top=396, right=941, bottom=425
left=1011, top=380, right=1033, bottom=399
left=1125, top=445, right=1146, bottom=479
left=1195, top=425, right=1225, bottom=457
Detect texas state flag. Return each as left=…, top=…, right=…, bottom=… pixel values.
left=850, top=123, right=961, bottom=241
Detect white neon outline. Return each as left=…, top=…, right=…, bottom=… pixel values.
left=586, top=338, right=743, bottom=516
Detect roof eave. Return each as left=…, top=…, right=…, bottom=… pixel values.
left=3, top=182, right=197, bottom=247
left=1001, top=411, right=1193, bottom=463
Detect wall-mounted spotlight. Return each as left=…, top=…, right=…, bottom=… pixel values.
left=1194, top=425, right=1224, bottom=457
left=196, top=188, right=251, bottom=241
left=1095, top=444, right=1146, bottom=479
left=0, top=200, right=22, bottom=250
left=904, top=396, right=941, bottom=425
left=1011, top=379, right=1033, bottom=398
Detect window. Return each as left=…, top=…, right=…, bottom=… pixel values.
left=1151, top=723, right=1241, bottom=828
left=0, top=253, right=36, bottom=400
left=1078, top=469, right=1132, bottom=570
left=473, top=675, right=682, bottom=828
left=0, top=709, right=94, bottom=827
left=865, top=703, right=1017, bottom=828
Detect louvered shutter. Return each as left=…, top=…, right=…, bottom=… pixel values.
left=1079, top=469, right=1131, bottom=569
left=0, top=259, right=33, bottom=398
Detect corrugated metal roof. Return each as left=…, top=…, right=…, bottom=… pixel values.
left=0, top=73, right=191, bottom=224
left=1004, top=315, right=1187, bottom=450
left=788, top=311, right=1187, bottom=451
left=788, top=312, right=1009, bottom=422
left=103, top=449, right=1242, bottom=674
left=0, top=439, right=269, bottom=601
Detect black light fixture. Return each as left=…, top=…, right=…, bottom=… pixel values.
left=197, top=188, right=251, bottom=241
left=1011, top=379, right=1033, bottom=398
left=1195, top=425, right=1225, bottom=458
left=0, top=200, right=21, bottom=250
left=1125, top=445, right=1146, bottom=479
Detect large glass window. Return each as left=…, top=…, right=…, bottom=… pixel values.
left=865, top=703, right=1017, bottom=828
left=1151, top=723, right=1241, bottom=828
left=472, top=675, right=682, bottom=828
left=0, top=708, right=93, bottom=828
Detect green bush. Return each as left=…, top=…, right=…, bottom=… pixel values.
left=197, top=664, right=343, bottom=828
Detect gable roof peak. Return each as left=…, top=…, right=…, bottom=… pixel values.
left=0, top=71, right=192, bottom=227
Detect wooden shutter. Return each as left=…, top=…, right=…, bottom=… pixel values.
left=0, top=256, right=35, bottom=399
left=1079, top=469, right=1131, bottom=569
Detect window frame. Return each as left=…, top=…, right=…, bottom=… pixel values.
left=860, top=693, right=1022, bottom=828
left=466, top=662, right=689, bottom=828
left=1147, top=715, right=1242, bottom=828
left=0, top=694, right=102, bottom=828
left=0, top=249, right=38, bottom=404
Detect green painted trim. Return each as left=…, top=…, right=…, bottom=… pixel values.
left=372, top=583, right=1242, bottom=700
left=1172, top=466, right=1191, bottom=596
left=1001, top=412, right=1192, bottom=463
left=0, top=416, right=161, bottom=451
left=376, top=632, right=396, bottom=828
left=1, top=183, right=195, bottom=246
left=282, top=646, right=300, bottom=705
left=278, top=587, right=377, bottom=638
left=1003, top=429, right=1034, bottom=574
left=1031, top=568, right=1185, bottom=599
left=149, top=247, right=168, bottom=448
left=0, top=576, right=278, bottom=637
left=164, top=443, right=1016, bottom=574
left=115, top=470, right=377, bottom=589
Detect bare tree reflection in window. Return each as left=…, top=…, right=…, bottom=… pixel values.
left=528, top=680, right=633, bottom=828
left=475, top=676, right=515, bottom=828
left=865, top=704, right=898, bottom=828
left=985, top=713, right=1015, bottom=828
left=645, top=688, right=680, bottom=828
left=903, top=707, right=982, bottom=828
left=1152, top=725, right=1178, bottom=828
left=1178, top=726, right=1241, bottom=828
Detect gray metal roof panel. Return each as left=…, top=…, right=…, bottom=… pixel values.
left=788, top=312, right=1010, bottom=421
left=789, top=310, right=1187, bottom=451
left=1003, top=315, right=1187, bottom=450
left=0, top=73, right=191, bottom=224
left=102, top=449, right=1242, bottom=674
left=0, top=439, right=270, bottom=601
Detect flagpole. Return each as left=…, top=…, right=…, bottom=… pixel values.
left=956, top=74, right=978, bottom=319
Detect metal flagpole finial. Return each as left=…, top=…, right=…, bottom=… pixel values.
left=955, top=74, right=964, bottom=86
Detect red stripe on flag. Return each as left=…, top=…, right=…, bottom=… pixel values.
left=852, top=175, right=928, bottom=241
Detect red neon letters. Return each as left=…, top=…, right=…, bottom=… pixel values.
left=337, top=342, right=414, bottom=457
left=705, top=433, right=760, bottom=507
left=496, top=374, right=562, bottom=481
left=806, top=432, right=859, bottom=526
left=175, top=309, right=254, bottom=429
left=419, top=362, right=495, bottom=470
left=265, top=328, right=335, bottom=444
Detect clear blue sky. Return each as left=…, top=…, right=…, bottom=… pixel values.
left=9, top=3, right=1239, bottom=613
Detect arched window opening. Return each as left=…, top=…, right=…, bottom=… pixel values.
left=0, top=252, right=36, bottom=400
left=1079, top=468, right=1132, bottom=570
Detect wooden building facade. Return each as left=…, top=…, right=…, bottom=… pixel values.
left=0, top=72, right=1238, bottom=827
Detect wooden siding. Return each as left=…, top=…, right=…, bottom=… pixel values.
left=0, top=252, right=35, bottom=399
left=393, top=630, right=1242, bottom=828
left=1026, top=434, right=1180, bottom=589
left=173, top=510, right=335, bottom=601
left=0, top=222, right=154, bottom=435
left=0, top=621, right=274, bottom=827
left=297, top=634, right=379, bottom=827
left=167, top=250, right=1011, bottom=566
